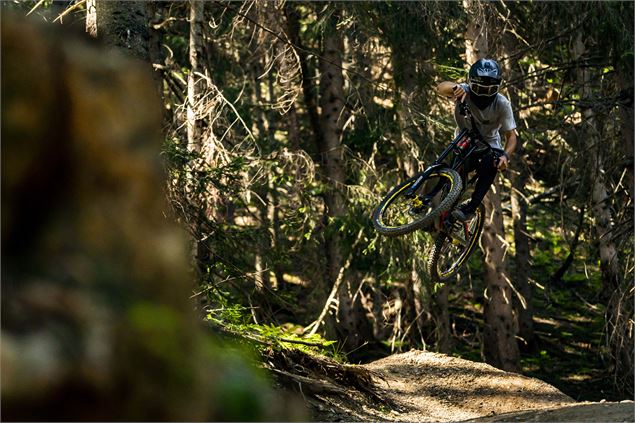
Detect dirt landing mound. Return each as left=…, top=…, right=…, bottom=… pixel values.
left=463, top=401, right=635, bottom=422
left=364, top=350, right=575, bottom=422
left=309, top=350, right=632, bottom=422
left=311, top=350, right=578, bottom=422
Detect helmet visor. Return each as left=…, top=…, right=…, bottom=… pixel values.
left=469, top=81, right=499, bottom=97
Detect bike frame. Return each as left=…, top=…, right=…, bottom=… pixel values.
left=404, top=103, right=493, bottom=199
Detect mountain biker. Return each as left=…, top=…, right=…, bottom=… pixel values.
left=436, top=58, right=517, bottom=222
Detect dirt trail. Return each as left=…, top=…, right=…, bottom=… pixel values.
left=309, top=350, right=633, bottom=422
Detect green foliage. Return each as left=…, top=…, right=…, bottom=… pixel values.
left=206, top=305, right=342, bottom=360
left=155, top=0, right=633, bottom=401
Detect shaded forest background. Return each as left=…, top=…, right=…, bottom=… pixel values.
left=6, top=0, right=634, bottom=407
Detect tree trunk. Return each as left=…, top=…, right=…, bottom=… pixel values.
left=503, top=35, right=535, bottom=351
left=610, top=39, right=634, bottom=399
left=86, top=0, right=97, bottom=37
left=432, top=284, right=451, bottom=353
left=463, top=0, right=487, bottom=63
left=510, top=154, right=535, bottom=350
left=573, top=34, right=622, bottom=300
left=384, top=7, right=440, bottom=351
left=251, top=58, right=272, bottom=295
left=283, top=4, right=321, bottom=144
left=616, top=56, right=634, bottom=203
left=90, top=1, right=150, bottom=62
left=481, top=184, right=520, bottom=371
left=410, top=258, right=433, bottom=349
left=86, top=1, right=162, bottom=109
left=569, top=33, right=632, bottom=396
left=391, top=49, right=419, bottom=177
left=465, top=0, right=519, bottom=371
left=283, top=4, right=331, bottom=298
left=316, top=8, right=371, bottom=352
left=351, top=31, right=377, bottom=133
left=187, top=0, right=205, bottom=153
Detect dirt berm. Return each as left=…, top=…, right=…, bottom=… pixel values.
left=310, top=350, right=634, bottom=422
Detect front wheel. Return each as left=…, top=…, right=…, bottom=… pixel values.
left=427, top=203, right=485, bottom=281
left=372, top=168, right=462, bottom=237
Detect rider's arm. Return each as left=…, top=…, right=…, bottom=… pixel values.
left=498, top=130, right=517, bottom=171
left=436, top=81, right=467, bottom=102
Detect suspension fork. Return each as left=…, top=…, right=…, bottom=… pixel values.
left=404, top=129, right=476, bottom=198
left=404, top=129, right=472, bottom=199
left=404, top=164, right=447, bottom=199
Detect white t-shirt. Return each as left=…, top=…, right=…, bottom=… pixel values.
left=453, top=83, right=516, bottom=150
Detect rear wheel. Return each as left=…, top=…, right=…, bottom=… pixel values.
left=372, top=169, right=462, bottom=237
left=427, top=203, right=485, bottom=281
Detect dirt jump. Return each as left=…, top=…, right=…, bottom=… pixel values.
left=308, top=350, right=634, bottom=422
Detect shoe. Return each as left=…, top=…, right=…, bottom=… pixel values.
left=451, top=205, right=475, bottom=222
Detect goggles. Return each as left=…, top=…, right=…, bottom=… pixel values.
left=469, top=81, right=500, bottom=97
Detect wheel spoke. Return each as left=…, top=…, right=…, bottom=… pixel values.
left=378, top=174, right=450, bottom=228
left=434, top=205, right=483, bottom=279
left=373, top=168, right=462, bottom=237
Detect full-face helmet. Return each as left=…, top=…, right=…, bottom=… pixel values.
left=468, top=59, right=502, bottom=97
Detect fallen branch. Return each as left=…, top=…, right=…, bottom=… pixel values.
left=269, top=368, right=347, bottom=396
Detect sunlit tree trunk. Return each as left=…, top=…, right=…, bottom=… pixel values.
left=481, top=184, right=520, bottom=371
left=464, top=0, right=519, bottom=371
left=86, top=0, right=97, bottom=37
left=573, top=35, right=622, bottom=299
left=187, top=0, right=205, bottom=153
left=251, top=58, right=272, bottom=294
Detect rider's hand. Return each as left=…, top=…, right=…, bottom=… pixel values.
left=496, top=154, right=509, bottom=171
left=452, top=84, right=467, bottom=102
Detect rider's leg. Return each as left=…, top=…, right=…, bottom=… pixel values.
left=451, top=150, right=497, bottom=224
left=462, top=150, right=498, bottom=213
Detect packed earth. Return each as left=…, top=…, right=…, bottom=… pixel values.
left=307, top=350, right=634, bottom=422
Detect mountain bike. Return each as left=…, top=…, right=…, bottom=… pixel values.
left=372, top=102, right=503, bottom=281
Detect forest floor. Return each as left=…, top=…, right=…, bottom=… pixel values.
left=306, top=350, right=634, bottom=422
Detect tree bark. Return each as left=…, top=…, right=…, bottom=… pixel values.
left=503, top=34, right=535, bottom=351
left=86, top=0, right=97, bottom=37
left=91, top=1, right=151, bottom=62
left=283, top=4, right=322, bottom=144
left=187, top=0, right=205, bottom=153
left=573, top=34, right=622, bottom=300
left=465, top=0, right=519, bottom=371
left=251, top=58, right=272, bottom=295
left=316, top=7, right=371, bottom=352
left=481, top=184, right=520, bottom=371
left=432, top=284, right=451, bottom=353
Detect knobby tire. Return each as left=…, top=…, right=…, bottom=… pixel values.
left=427, top=203, right=485, bottom=281
left=372, top=168, right=462, bottom=237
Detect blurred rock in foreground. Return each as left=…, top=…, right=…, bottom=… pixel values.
left=1, top=13, right=304, bottom=422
